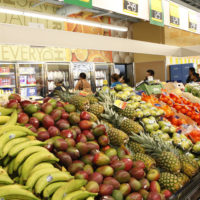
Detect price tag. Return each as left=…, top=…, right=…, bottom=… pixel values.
left=150, top=0, right=164, bottom=27
left=169, top=2, right=180, bottom=27
left=114, top=100, right=127, bottom=110
left=123, top=0, right=138, bottom=16
left=9, top=134, right=15, bottom=140
left=46, top=175, right=53, bottom=182
left=79, top=92, right=87, bottom=97
left=188, top=11, right=197, bottom=32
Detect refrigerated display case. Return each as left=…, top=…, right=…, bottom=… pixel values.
left=46, top=62, right=73, bottom=95
left=72, top=62, right=96, bottom=92
left=17, top=63, right=45, bottom=98
left=94, top=63, right=115, bottom=90
left=0, top=62, right=17, bottom=94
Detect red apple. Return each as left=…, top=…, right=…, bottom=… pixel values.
left=80, top=111, right=90, bottom=120
left=79, top=120, right=93, bottom=130
left=61, top=129, right=74, bottom=138
left=82, top=130, right=95, bottom=141
left=20, top=100, right=31, bottom=108
left=161, top=190, right=172, bottom=199
left=7, top=99, right=19, bottom=109
left=48, top=126, right=60, bottom=137
left=29, top=117, right=40, bottom=129
left=150, top=181, right=161, bottom=193
left=89, top=172, right=103, bottom=184
left=25, top=124, right=37, bottom=133
left=17, top=112, right=29, bottom=125
left=9, top=93, right=21, bottom=102
left=130, top=167, right=145, bottom=180
left=37, top=131, right=50, bottom=141
left=61, top=112, right=69, bottom=120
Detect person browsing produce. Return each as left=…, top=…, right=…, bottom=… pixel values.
left=75, top=72, right=91, bottom=92
left=111, top=73, right=122, bottom=88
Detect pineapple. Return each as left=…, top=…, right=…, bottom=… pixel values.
left=116, top=106, right=135, bottom=119
left=101, top=106, right=143, bottom=135
left=88, top=103, right=104, bottom=118
left=159, top=172, right=183, bottom=192
left=120, top=118, right=143, bottom=134
left=128, top=141, right=145, bottom=154
left=131, top=133, right=181, bottom=174
left=107, top=127, right=129, bottom=146
left=86, top=95, right=98, bottom=104
left=56, top=91, right=90, bottom=111
left=69, top=95, right=90, bottom=111
left=176, top=173, right=190, bottom=185
left=132, top=153, right=156, bottom=170
left=179, top=154, right=199, bottom=177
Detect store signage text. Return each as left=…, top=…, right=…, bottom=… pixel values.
left=0, top=45, right=67, bottom=62
left=123, top=0, right=138, bottom=16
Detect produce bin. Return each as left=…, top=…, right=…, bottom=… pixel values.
left=136, top=81, right=163, bottom=95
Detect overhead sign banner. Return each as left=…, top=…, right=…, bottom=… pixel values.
left=123, top=0, right=139, bottom=16
left=64, top=0, right=92, bottom=8
left=150, top=0, right=164, bottom=27
left=188, top=11, right=197, bottom=32
left=169, top=2, right=180, bottom=27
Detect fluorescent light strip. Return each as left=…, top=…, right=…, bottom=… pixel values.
left=0, top=7, right=128, bottom=32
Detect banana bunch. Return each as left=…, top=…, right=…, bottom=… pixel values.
left=0, top=167, right=39, bottom=200
left=0, top=107, right=98, bottom=200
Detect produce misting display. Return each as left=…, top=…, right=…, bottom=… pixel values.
left=0, top=84, right=200, bottom=200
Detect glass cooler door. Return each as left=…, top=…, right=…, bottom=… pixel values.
left=18, top=63, right=45, bottom=98
left=0, top=62, right=17, bottom=94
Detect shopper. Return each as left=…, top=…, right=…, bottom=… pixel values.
left=145, top=69, right=155, bottom=81
left=111, top=73, right=122, bottom=88
left=48, top=78, right=67, bottom=97
left=190, top=73, right=200, bottom=82
left=119, top=74, right=130, bottom=84
left=186, top=67, right=196, bottom=83
left=75, top=73, right=91, bottom=92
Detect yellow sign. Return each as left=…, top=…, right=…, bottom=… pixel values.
left=188, top=11, right=197, bottom=32
left=114, top=99, right=127, bottom=110
left=150, top=0, right=163, bottom=23
left=123, top=0, right=139, bottom=16
left=169, top=2, right=180, bottom=27
left=0, top=45, right=70, bottom=62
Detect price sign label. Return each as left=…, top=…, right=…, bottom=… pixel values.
left=188, top=11, right=197, bottom=32
left=150, top=0, right=164, bottom=27
left=169, top=2, right=180, bottom=27
left=123, top=0, right=138, bottom=16
left=114, top=100, right=127, bottom=110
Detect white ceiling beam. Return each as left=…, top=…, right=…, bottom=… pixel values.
left=0, top=23, right=182, bottom=57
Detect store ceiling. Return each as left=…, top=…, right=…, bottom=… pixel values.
left=180, top=0, right=200, bottom=9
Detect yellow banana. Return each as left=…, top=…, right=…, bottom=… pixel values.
left=8, top=158, right=15, bottom=175
left=87, top=197, right=95, bottom=200
left=63, top=190, right=97, bottom=200
left=18, top=164, right=23, bottom=175
left=0, top=116, right=10, bottom=124
left=52, top=179, right=87, bottom=200
left=0, top=174, right=14, bottom=185
left=30, top=163, right=54, bottom=175
left=0, top=107, right=14, bottom=116
left=0, top=125, right=36, bottom=136
left=0, top=184, right=40, bottom=200
left=8, top=140, right=46, bottom=157
left=14, top=146, right=48, bottom=171
left=0, top=131, right=28, bottom=157
left=43, top=182, right=67, bottom=198
left=26, top=168, right=59, bottom=189
left=34, top=171, right=73, bottom=194
left=0, top=167, right=8, bottom=175
left=21, top=151, right=59, bottom=181
left=2, top=137, right=29, bottom=159
left=3, top=156, right=11, bottom=167
left=4, top=109, right=17, bottom=126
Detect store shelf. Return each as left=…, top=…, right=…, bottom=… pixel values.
left=20, top=73, right=36, bottom=75
left=0, top=85, right=15, bottom=88
left=0, top=73, right=14, bottom=76
left=21, top=84, right=36, bottom=87
left=95, top=77, right=106, bottom=79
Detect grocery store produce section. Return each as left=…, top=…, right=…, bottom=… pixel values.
left=0, top=81, right=200, bottom=200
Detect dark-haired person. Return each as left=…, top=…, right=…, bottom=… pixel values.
left=191, top=73, right=200, bottom=82
left=186, top=67, right=196, bottom=83
left=75, top=72, right=91, bottom=92
left=111, top=73, right=122, bottom=88
left=119, top=74, right=130, bottom=84
left=48, top=78, right=67, bottom=97
left=145, top=69, right=154, bottom=81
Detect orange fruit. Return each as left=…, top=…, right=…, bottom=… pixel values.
left=74, top=49, right=88, bottom=61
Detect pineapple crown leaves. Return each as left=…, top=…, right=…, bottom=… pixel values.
left=130, top=132, right=179, bottom=156
left=97, top=91, right=117, bottom=105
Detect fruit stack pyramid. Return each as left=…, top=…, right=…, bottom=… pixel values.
left=1, top=91, right=200, bottom=200
left=0, top=94, right=98, bottom=200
